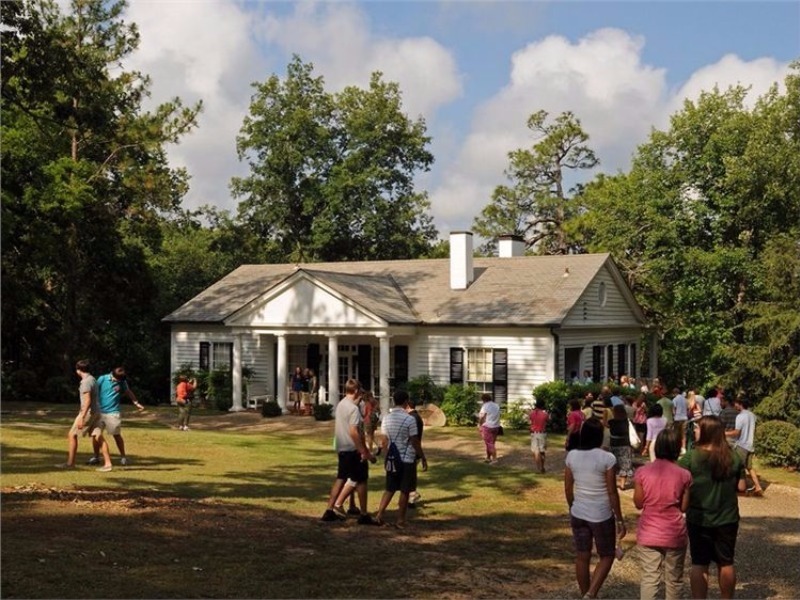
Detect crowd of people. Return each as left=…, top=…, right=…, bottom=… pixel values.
left=290, top=366, right=319, bottom=413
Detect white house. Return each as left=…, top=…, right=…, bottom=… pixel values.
left=163, top=232, right=654, bottom=413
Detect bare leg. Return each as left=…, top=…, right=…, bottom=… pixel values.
left=718, top=564, right=736, bottom=599
left=586, top=555, right=615, bottom=598
left=575, top=551, right=592, bottom=597
left=396, top=491, right=409, bottom=526
left=98, top=435, right=112, bottom=468
left=375, top=490, right=395, bottom=522
left=333, top=482, right=355, bottom=509
left=748, top=467, right=763, bottom=493
left=326, top=478, right=345, bottom=510
left=690, top=565, right=709, bottom=599
left=113, top=433, right=126, bottom=458
left=66, top=433, right=78, bottom=466
left=355, top=481, right=368, bottom=514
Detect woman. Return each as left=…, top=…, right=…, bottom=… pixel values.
left=566, top=398, right=585, bottom=451
left=477, top=393, right=501, bottom=463
left=608, top=404, right=634, bottom=490
left=633, top=393, right=649, bottom=448
left=290, top=366, right=305, bottom=414
left=565, top=418, right=626, bottom=600
left=642, top=404, right=667, bottom=462
left=634, top=429, right=692, bottom=600
left=678, top=417, right=745, bottom=599
left=362, top=390, right=381, bottom=453
left=175, top=375, right=196, bottom=431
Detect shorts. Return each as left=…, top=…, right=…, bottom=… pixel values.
left=735, top=446, right=754, bottom=470
left=70, top=411, right=100, bottom=437
left=687, top=521, right=739, bottom=567
left=530, top=432, right=547, bottom=453
left=385, top=461, right=416, bottom=494
left=336, top=450, right=369, bottom=483
left=570, top=515, right=616, bottom=557
left=92, top=413, right=121, bottom=437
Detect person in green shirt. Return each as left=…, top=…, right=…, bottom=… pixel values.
left=678, top=416, right=745, bottom=599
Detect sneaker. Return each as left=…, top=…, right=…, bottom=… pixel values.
left=183, top=426, right=190, bottom=431
left=97, top=465, right=113, bottom=472
left=120, top=457, right=129, bottom=466
left=321, top=509, right=345, bottom=522
left=347, top=506, right=362, bottom=516
left=357, top=514, right=383, bottom=526
left=332, top=505, right=348, bottom=519
left=87, top=456, right=100, bottom=465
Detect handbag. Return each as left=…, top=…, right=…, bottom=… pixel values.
left=496, top=425, right=504, bottom=436
left=628, top=419, right=641, bottom=449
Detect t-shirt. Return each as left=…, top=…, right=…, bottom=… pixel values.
left=608, top=418, right=630, bottom=448
left=79, top=375, right=99, bottom=413
left=734, top=410, right=756, bottom=452
left=678, top=449, right=744, bottom=527
left=97, top=374, right=129, bottom=414
left=529, top=408, right=549, bottom=433
left=672, top=394, right=688, bottom=421
left=479, top=401, right=501, bottom=428
left=719, top=407, right=738, bottom=431
left=381, top=407, right=418, bottom=463
left=657, top=397, right=674, bottom=424
left=702, top=396, right=721, bottom=417
left=334, top=397, right=362, bottom=452
left=646, top=416, right=667, bottom=442
left=566, top=448, right=617, bottom=522
left=567, top=409, right=585, bottom=432
left=634, top=459, right=692, bottom=548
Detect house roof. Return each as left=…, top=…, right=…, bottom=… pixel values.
left=163, top=253, right=639, bottom=327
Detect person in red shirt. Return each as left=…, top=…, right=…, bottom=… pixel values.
left=176, top=375, right=196, bottom=431
left=529, top=400, right=550, bottom=473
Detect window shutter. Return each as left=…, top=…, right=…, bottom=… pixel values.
left=394, top=345, right=409, bottom=385
left=592, top=346, right=602, bottom=381
left=492, top=348, right=508, bottom=404
left=617, top=344, right=627, bottom=377
left=630, top=344, right=637, bottom=379
left=357, top=345, right=372, bottom=390
left=606, top=345, right=614, bottom=379
left=450, top=348, right=464, bottom=384
left=199, top=342, right=210, bottom=371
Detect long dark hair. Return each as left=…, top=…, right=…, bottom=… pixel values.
left=695, top=416, right=734, bottom=481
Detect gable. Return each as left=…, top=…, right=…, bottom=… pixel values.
left=562, top=264, right=644, bottom=328
left=226, top=276, right=386, bottom=328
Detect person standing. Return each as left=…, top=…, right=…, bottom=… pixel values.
left=175, top=375, right=196, bottom=431
left=58, top=360, right=112, bottom=471
left=477, top=393, right=501, bottom=463
left=642, top=404, right=667, bottom=462
left=657, top=389, right=674, bottom=427
left=290, top=366, right=305, bottom=414
left=678, top=416, right=746, bottom=599
left=375, top=390, right=428, bottom=528
left=88, top=366, right=144, bottom=467
left=566, top=398, right=586, bottom=452
left=672, top=388, right=688, bottom=453
left=633, top=429, right=692, bottom=600
left=306, top=368, right=319, bottom=405
left=718, top=394, right=739, bottom=446
left=608, top=404, right=634, bottom=490
left=321, top=380, right=379, bottom=524
left=727, top=395, right=764, bottom=496
left=362, top=390, right=381, bottom=453
left=406, top=396, right=425, bottom=508
left=529, top=400, right=550, bottom=473
left=565, top=418, right=627, bottom=600
left=702, top=387, right=722, bottom=418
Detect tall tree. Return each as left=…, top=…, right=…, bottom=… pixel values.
left=474, top=110, right=598, bottom=254
left=1, top=0, right=200, bottom=388
left=232, top=56, right=437, bottom=262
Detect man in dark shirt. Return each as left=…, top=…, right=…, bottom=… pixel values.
left=406, top=396, right=425, bottom=508
left=719, top=393, right=739, bottom=446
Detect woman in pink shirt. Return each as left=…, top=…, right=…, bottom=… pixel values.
left=565, top=398, right=585, bottom=451
left=633, top=428, right=692, bottom=600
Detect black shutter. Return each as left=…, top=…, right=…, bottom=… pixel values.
left=228, top=343, right=233, bottom=370
left=617, top=344, right=627, bottom=377
left=492, top=348, right=508, bottom=404
left=199, top=342, right=210, bottom=371
left=307, top=344, right=321, bottom=375
left=630, top=344, right=637, bottom=379
left=357, top=345, right=372, bottom=390
left=606, top=345, right=614, bottom=380
left=592, top=346, right=602, bottom=381
left=394, top=345, right=409, bottom=386
left=450, top=348, right=464, bottom=384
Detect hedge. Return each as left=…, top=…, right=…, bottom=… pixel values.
left=754, top=420, right=800, bottom=469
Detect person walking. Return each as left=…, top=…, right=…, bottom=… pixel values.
left=477, top=393, right=501, bottom=463
left=727, top=395, right=764, bottom=496
left=406, top=396, right=425, bottom=508
left=175, top=375, right=196, bottom=431
left=642, top=404, right=667, bottom=462
left=529, top=400, right=550, bottom=473
left=633, top=429, right=692, bottom=600
left=678, top=416, right=746, bottom=599
left=290, top=366, right=305, bottom=414
left=88, top=366, right=144, bottom=467
left=566, top=398, right=586, bottom=452
left=672, top=388, right=688, bottom=453
left=565, top=418, right=627, bottom=600
left=608, top=404, right=634, bottom=490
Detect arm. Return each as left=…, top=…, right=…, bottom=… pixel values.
left=633, top=479, right=645, bottom=510
left=564, top=466, right=575, bottom=509
left=605, top=467, right=626, bottom=539
left=680, top=484, right=690, bottom=513
left=410, top=435, right=427, bottom=472
left=76, top=389, right=92, bottom=429
left=125, top=388, right=144, bottom=411
left=349, top=424, right=373, bottom=462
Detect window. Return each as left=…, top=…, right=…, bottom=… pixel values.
left=450, top=347, right=508, bottom=402
left=617, top=344, right=627, bottom=377
left=592, top=345, right=603, bottom=381
left=630, top=344, right=637, bottom=379
left=200, top=341, right=232, bottom=371
left=467, top=348, right=493, bottom=394
left=606, top=345, right=614, bottom=381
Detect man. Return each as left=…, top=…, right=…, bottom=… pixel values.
left=671, top=387, right=688, bottom=452
left=529, top=400, right=550, bottom=473
left=58, top=360, right=112, bottom=471
left=88, top=366, right=144, bottom=467
left=718, top=393, right=739, bottom=446
left=375, top=390, right=428, bottom=528
left=406, top=396, right=425, bottom=508
left=657, top=388, right=674, bottom=426
left=321, top=379, right=380, bottom=524
left=727, top=395, right=764, bottom=496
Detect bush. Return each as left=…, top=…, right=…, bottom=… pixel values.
left=313, top=403, right=333, bottom=421
left=44, top=376, right=75, bottom=404
left=532, top=381, right=572, bottom=433
left=405, top=374, right=445, bottom=405
left=207, top=369, right=232, bottom=412
left=261, top=400, right=282, bottom=418
left=754, top=420, right=800, bottom=469
left=502, top=401, right=533, bottom=430
left=5, top=369, right=38, bottom=402
left=440, top=384, right=479, bottom=426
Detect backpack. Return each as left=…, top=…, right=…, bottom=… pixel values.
left=384, top=441, right=403, bottom=473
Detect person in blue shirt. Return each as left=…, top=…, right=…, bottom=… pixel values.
left=88, top=367, right=144, bottom=467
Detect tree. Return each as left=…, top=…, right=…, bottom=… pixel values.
left=1, top=0, right=200, bottom=391
left=474, top=110, right=598, bottom=255
left=232, top=56, right=437, bottom=263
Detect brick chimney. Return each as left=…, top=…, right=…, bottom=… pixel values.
left=450, top=231, right=474, bottom=290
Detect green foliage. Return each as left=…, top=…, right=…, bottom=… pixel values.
left=313, top=403, right=333, bottom=421
left=502, top=401, right=533, bottom=431
left=4, top=370, right=38, bottom=402
left=405, top=374, right=445, bottom=405
left=207, top=370, right=232, bottom=412
left=532, top=381, right=572, bottom=433
left=232, top=56, right=438, bottom=262
left=44, top=376, right=75, bottom=404
left=440, top=384, right=479, bottom=426
left=261, top=400, right=283, bottom=418
left=754, top=420, right=800, bottom=469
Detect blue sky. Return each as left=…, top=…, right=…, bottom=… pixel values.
left=122, top=0, right=798, bottom=236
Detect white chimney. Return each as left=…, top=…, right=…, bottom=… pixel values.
left=498, top=234, right=525, bottom=257
left=450, top=231, right=474, bottom=290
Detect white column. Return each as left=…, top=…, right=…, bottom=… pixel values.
left=379, top=334, right=391, bottom=415
left=277, top=334, right=288, bottom=413
left=328, top=336, right=339, bottom=406
left=230, top=334, right=244, bottom=411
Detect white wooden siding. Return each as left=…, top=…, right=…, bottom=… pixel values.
left=563, top=268, right=641, bottom=328
left=557, top=328, right=642, bottom=382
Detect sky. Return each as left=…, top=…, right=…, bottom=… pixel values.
left=121, top=0, right=799, bottom=237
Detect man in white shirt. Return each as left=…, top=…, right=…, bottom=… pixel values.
left=672, top=388, right=688, bottom=452
left=727, top=396, right=764, bottom=496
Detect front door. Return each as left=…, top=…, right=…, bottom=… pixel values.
left=337, top=345, right=359, bottom=397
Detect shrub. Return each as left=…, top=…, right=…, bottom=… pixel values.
left=405, top=374, right=445, bottom=405
left=754, top=420, right=800, bottom=469
left=44, top=376, right=75, bottom=404
left=313, top=403, right=333, bottom=421
left=440, top=384, right=479, bottom=426
left=208, top=369, right=232, bottom=412
left=261, top=400, right=282, bottom=418
left=532, top=381, right=572, bottom=433
left=502, top=401, right=533, bottom=430
left=5, top=369, right=38, bottom=402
